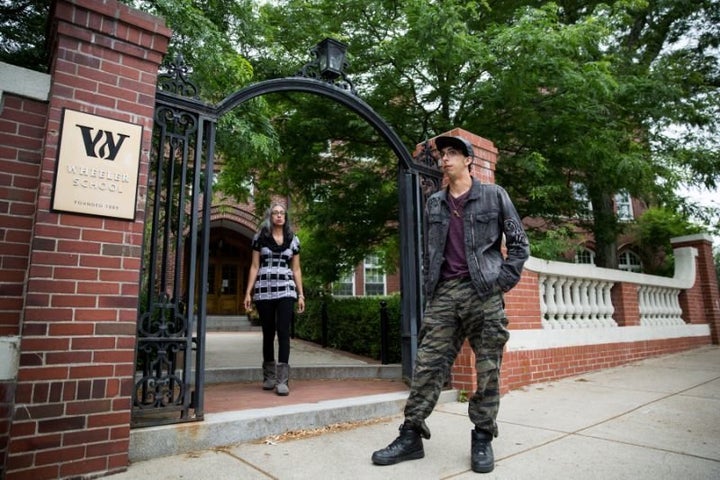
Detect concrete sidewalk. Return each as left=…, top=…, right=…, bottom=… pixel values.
left=109, top=345, right=720, bottom=480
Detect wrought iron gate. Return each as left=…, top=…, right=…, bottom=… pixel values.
left=132, top=58, right=217, bottom=427
left=132, top=47, right=444, bottom=427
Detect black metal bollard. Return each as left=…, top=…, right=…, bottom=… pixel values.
left=321, top=301, right=328, bottom=348
left=380, top=300, right=389, bottom=365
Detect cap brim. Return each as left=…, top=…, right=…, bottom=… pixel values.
left=434, top=136, right=470, bottom=156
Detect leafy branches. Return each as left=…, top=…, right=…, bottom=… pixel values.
left=0, top=0, right=50, bottom=71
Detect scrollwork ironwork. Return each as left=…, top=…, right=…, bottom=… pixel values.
left=137, top=293, right=188, bottom=338
left=412, top=140, right=443, bottom=199
left=155, top=106, right=199, bottom=136
left=157, top=54, right=199, bottom=98
left=133, top=341, right=186, bottom=410
left=414, top=140, right=439, bottom=169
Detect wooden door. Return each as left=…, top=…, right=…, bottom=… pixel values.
left=206, top=260, right=244, bottom=315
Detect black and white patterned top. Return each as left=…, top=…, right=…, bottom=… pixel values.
left=251, top=232, right=301, bottom=301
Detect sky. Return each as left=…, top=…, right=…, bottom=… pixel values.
left=679, top=185, right=720, bottom=251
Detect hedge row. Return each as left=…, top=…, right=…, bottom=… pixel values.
left=293, top=293, right=402, bottom=363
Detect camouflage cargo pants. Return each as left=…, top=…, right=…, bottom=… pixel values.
left=404, top=277, right=510, bottom=437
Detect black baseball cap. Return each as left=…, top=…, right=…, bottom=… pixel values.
left=434, top=135, right=474, bottom=158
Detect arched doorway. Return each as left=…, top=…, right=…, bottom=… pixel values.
left=205, top=228, right=251, bottom=315
left=203, top=204, right=259, bottom=316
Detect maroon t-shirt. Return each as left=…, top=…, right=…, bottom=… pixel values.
left=440, top=190, right=470, bottom=281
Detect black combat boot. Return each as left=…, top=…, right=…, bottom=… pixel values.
left=471, top=428, right=495, bottom=473
left=371, top=423, right=425, bottom=465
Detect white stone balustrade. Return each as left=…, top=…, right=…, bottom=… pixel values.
left=638, top=285, right=685, bottom=326
left=526, top=246, right=697, bottom=330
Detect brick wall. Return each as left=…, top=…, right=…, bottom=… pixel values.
left=501, top=336, right=709, bottom=393
left=0, top=94, right=47, bottom=337
left=386, top=272, right=401, bottom=296
left=0, top=77, right=49, bottom=480
left=504, top=270, right=542, bottom=330
left=3, top=1, right=170, bottom=479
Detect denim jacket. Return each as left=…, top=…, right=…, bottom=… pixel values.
left=424, top=179, right=529, bottom=300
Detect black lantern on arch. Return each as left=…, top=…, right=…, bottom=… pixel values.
left=297, top=37, right=355, bottom=93
left=315, top=38, right=348, bottom=80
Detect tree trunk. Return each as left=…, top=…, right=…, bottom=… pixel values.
left=592, top=192, right=619, bottom=269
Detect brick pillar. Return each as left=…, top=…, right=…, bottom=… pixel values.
left=5, top=1, right=170, bottom=479
left=451, top=341, right=477, bottom=394
left=672, top=234, right=720, bottom=344
left=505, top=269, right=543, bottom=330
left=611, top=282, right=640, bottom=326
left=0, top=64, right=50, bottom=478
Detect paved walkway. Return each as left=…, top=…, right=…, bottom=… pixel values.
left=201, top=331, right=378, bottom=369
left=198, top=331, right=407, bottom=413
left=109, top=344, right=720, bottom=479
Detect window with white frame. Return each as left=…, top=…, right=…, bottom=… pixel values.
left=618, top=250, right=642, bottom=272
left=575, top=248, right=595, bottom=265
left=363, top=254, right=386, bottom=296
left=332, top=271, right=355, bottom=296
left=615, top=191, right=634, bottom=221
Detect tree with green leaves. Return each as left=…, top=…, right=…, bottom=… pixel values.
left=123, top=0, right=281, bottom=191
left=4, top=0, right=718, bottom=283
left=631, top=206, right=703, bottom=276
left=0, top=0, right=50, bottom=71
left=246, top=0, right=719, bottom=273
left=477, top=1, right=720, bottom=269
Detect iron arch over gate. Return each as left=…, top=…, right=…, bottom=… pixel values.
left=133, top=48, right=443, bottom=427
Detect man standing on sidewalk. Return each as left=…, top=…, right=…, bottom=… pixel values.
left=371, top=135, right=529, bottom=473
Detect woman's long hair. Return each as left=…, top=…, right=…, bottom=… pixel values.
left=258, top=202, right=293, bottom=242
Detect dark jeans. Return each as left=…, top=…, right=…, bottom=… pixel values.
left=255, top=297, right=295, bottom=364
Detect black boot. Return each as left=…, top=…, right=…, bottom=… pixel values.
left=371, top=423, right=425, bottom=465
left=471, top=429, right=495, bottom=473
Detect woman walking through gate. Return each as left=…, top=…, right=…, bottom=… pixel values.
left=244, top=202, right=305, bottom=396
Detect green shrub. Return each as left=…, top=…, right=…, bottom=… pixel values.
left=294, top=293, right=402, bottom=363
